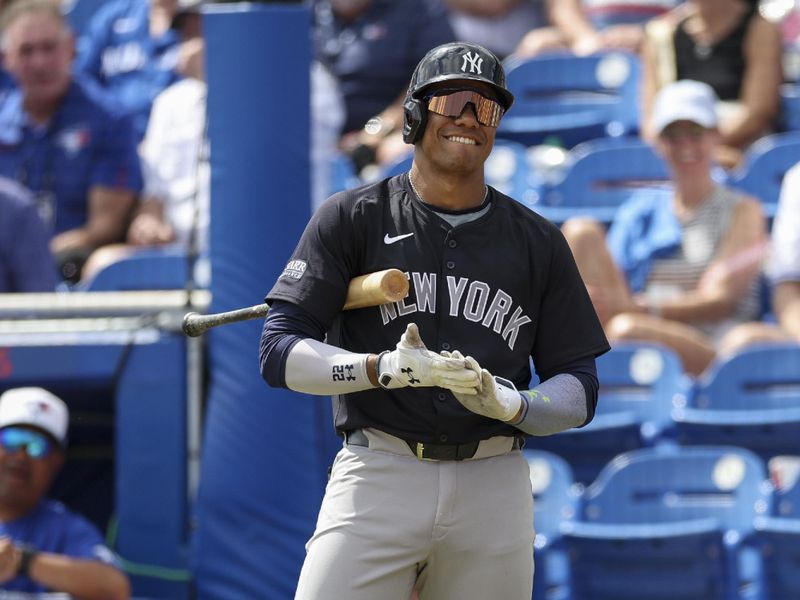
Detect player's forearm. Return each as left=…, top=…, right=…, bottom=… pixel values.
left=511, top=374, right=589, bottom=436
left=284, top=339, right=379, bottom=395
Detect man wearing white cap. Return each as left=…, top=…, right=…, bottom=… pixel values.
left=561, top=79, right=767, bottom=376
left=0, top=387, right=130, bottom=599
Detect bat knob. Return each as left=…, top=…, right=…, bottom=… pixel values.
left=182, top=312, right=203, bottom=337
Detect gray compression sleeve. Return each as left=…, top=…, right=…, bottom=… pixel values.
left=511, top=374, right=587, bottom=436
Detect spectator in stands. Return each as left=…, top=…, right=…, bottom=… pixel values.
left=80, top=34, right=209, bottom=280
left=0, top=0, right=142, bottom=284
left=0, top=177, right=56, bottom=292
left=561, top=80, right=767, bottom=376
left=75, top=0, right=203, bottom=140
left=513, top=0, right=678, bottom=58
left=641, top=0, right=783, bottom=169
left=713, top=160, right=800, bottom=352
left=444, top=0, right=547, bottom=60
left=119, top=35, right=208, bottom=255
left=313, top=0, right=455, bottom=176
left=0, top=387, right=130, bottom=599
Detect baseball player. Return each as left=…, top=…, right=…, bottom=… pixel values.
left=260, top=41, right=610, bottom=600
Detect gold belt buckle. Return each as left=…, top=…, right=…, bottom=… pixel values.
left=416, top=443, right=425, bottom=460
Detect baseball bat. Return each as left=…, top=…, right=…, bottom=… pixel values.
left=181, top=268, right=409, bottom=337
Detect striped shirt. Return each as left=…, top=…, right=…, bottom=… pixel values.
left=644, top=185, right=761, bottom=336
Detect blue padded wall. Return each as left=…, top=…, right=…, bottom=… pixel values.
left=193, top=5, right=336, bottom=599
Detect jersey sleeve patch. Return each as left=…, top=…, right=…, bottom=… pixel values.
left=280, top=260, right=307, bottom=281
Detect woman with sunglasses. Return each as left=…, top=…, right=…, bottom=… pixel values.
left=0, top=387, right=130, bottom=599
left=260, top=41, right=609, bottom=600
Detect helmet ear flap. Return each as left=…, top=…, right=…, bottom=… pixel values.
left=402, top=98, right=426, bottom=144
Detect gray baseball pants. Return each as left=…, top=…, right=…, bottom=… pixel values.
left=294, top=428, right=535, bottom=600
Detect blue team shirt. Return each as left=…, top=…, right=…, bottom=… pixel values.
left=314, top=0, right=455, bottom=134
left=0, top=77, right=142, bottom=236
left=0, top=500, right=121, bottom=594
left=0, top=69, right=15, bottom=104
left=0, top=177, right=57, bottom=292
left=75, top=0, right=181, bottom=139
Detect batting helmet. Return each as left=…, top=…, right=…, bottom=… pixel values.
left=402, top=42, right=514, bottom=144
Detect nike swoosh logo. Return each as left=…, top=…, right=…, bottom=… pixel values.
left=384, top=232, right=415, bottom=245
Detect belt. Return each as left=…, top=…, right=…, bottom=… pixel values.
left=345, top=429, right=522, bottom=462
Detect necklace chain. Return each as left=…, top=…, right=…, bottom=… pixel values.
left=408, top=173, right=488, bottom=206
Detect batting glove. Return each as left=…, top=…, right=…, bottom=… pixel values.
left=443, top=351, right=523, bottom=422
left=377, top=323, right=480, bottom=393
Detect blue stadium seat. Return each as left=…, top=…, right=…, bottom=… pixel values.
left=671, top=343, right=800, bottom=462
left=486, top=139, right=535, bottom=202
left=526, top=136, right=670, bottom=224
left=754, top=456, right=800, bottom=599
left=525, top=450, right=578, bottom=600
left=562, top=445, right=772, bottom=600
left=768, top=456, right=800, bottom=518
left=380, top=151, right=413, bottom=179
left=728, top=131, right=800, bottom=217
left=497, top=52, right=641, bottom=148
left=780, top=83, right=800, bottom=131
left=83, top=246, right=192, bottom=291
left=328, top=152, right=362, bottom=195
left=531, top=343, right=686, bottom=485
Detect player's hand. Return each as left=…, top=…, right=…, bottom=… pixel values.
left=377, top=323, right=480, bottom=393
left=443, top=351, right=522, bottom=422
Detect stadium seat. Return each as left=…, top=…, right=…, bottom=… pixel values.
left=531, top=342, right=686, bottom=485
left=525, top=450, right=578, bottom=600
left=380, top=151, right=413, bottom=179
left=754, top=456, right=800, bottom=599
left=328, top=152, right=362, bottom=195
left=768, top=456, right=800, bottom=518
left=671, top=343, right=800, bottom=462
left=525, top=136, right=670, bottom=224
left=497, top=51, right=641, bottom=148
left=562, top=445, right=772, bottom=600
left=780, top=83, right=800, bottom=131
left=728, top=131, right=800, bottom=218
left=82, top=246, right=192, bottom=291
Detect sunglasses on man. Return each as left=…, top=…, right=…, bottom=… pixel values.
left=0, top=427, right=56, bottom=459
left=426, top=89, right=505, bottom=128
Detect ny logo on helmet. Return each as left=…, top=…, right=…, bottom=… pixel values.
left=460, top=51, right=483, bottom=75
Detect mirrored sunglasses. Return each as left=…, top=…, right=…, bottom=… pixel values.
left=0, top=427, right=55, bottom=459
left=426, top=90, right=505, bottom=128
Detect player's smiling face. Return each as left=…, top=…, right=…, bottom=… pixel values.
left=417, top=80, right=498, bottom=175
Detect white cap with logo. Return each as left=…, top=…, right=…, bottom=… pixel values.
left=651, top=79, right=719, bottom=136
left=0, top=387, right=69, bottom=447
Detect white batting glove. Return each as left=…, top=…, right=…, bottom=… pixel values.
left=377, top=323, right=480, bottom=393
left=444, top=351, right=522, bottom=422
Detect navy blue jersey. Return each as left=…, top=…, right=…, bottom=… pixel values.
left=267, top=174, right=609, bottom=444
